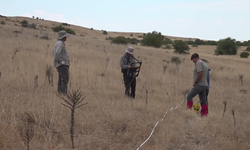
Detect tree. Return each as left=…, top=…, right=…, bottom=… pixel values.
left=173, top=40, right=190, bottom=54
left=141, top=31, right=165, bottom=48
left=215, top=37, right=238, bottom=55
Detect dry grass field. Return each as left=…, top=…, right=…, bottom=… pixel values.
left=0, top=16, right=250, bottom=150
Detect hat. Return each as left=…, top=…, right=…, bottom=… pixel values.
left=57, top=30, right=70, bottom=40
left=125, top=46, right=134, bottom=55
left=191, top=53, right=199, bottom=60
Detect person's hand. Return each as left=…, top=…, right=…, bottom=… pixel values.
left=193, top=83, right=197, bottom=86
left=128, top=65, right=132, bottom=69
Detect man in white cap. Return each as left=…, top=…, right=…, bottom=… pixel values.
left=120, top=46, right=136, bottom=98
left=53, top=30, right=70, bottom=94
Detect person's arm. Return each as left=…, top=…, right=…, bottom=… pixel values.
left=54, top=42, right=64, bottom=64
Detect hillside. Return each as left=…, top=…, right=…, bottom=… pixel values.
left=0, top=15, right=250, bottom=150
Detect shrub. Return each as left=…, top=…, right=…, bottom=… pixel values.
left=111, top=36, right=128, bottom=44
left=165, top=44, right=172, bottom=49
left=0, top=21, right=5, bottom=25
left=62, top=23, right=70, bottom=26
left=90, top=28, right=93, bottom=30
left=163, top=38, right=173, bottom=45
left=214, top=37, right=237, bottom=55
left=194, top=39, right=204, bottom=45
left=171, top=56, right=181, bottom=66
left=192, top=44, right=198, bottom=47
left=130, top=34, right=133, bottom=37
left=20, top=20, right=28, bottom=27
left=141, top=31, right=165, bottom=48
left=240, top=52, right=249, bottom=58
left=103, top=30, right=108, bottom=35
left=53, top=25, right=75, bottom=35
left=173, top=40, right=190, bottom=54
left=246, top=46, right=250, bottom=52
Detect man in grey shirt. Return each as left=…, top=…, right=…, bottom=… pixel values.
left=53, top=30, right=70, bottom=94
left=187, top=53, right=209, bottom=116
left=120, top=46, right=136, bottom=98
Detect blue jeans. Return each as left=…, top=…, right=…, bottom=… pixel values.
left=187, top=85, right=207, bottom=105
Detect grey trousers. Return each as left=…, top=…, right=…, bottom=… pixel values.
left=187, top=85, right=208, bottom=105
left=56, top=65, right=69, bottom=94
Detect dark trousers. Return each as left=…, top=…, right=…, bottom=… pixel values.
left=57, top=65, right=69, bottom=94
left=123, top=74, right=136, bottom=98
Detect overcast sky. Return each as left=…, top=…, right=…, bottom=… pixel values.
left=0, top=0, right=249, bottom=41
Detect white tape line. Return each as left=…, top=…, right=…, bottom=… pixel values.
left=136, top=97, right=186, bottom=150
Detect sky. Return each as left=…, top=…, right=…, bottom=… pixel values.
left=0, top=0, right=249, bottom=41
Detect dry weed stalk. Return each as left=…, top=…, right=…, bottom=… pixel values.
left=231, top=109, right=236, bottom=127
left=238, top=74, right=243, bottom=86
left=16, top=112, right=36, bottom=150
left=34, top=75, right=38, bottom=91
left=145, top=90, right=148, bottom=106
left=105, top=57, right=110, bottom=68
left=12, top=47, right=21, bottom=59
left=163, top=65, right=167, bottom=74
left=45, top=65, right=53, bottom=86
left=58, top=89, right=88, bottom=149
left=222, top=101, right=227, bottom=117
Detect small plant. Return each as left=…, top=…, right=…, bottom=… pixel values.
left=165, top=44, right=172, bottom=49
left=90, top=28, right=93, bottom=30
left=192, top=44, right=198, bottom=47
left=238, top=74, right=244, bottom=86
left=58, top=88, right=88, bottom=149
left=240, top=51, right=249, bottom=58
left=0, top=21, right=5, bottom=25
left=130, top=34, right=133, bottom=37
left=16, top=112, right=36, bottom=150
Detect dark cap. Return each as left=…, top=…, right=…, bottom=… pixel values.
left=191, top=53, right=199, bottom=60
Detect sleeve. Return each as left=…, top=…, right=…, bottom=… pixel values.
left=53, top=42, right=64, bottom=63
left=196, top=61, right=203, bottom=72
left=120, top=56, right=128, bottom=69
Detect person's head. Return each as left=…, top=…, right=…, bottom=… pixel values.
left=191, top=53, right=199, bottom=63
left=57, top=30, right=70, bottom=41
left=125, top=46, right=134, bottom=57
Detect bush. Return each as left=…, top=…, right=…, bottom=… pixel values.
left=53, top=25, right=75, bottom=35
left=171, top=56, right=181, bottom=66
left=194, top=39, right=204, bottom=45
left=90, top=28, right=93, bottom=30
left=214, top=37, right=238, bottom=55
left=165, top=44, right=172, bottom=49
left=240, top=52, right=249, bottom=58
left=20, top=20, right=28, bottom=27
left=0, top=21, right=5, bottom=25
left=173, top=40, right=190, bottom=54
left=141, top=31, right=165, bottom=48
left=62, top=23, right=70, bottom=26
left=246, top=46, right=250, bottom=52
left=111, top=36, right=128, bottom=44
left=103, top=30, right=108, bottom=35
left=192, top=44, right=198, bottom=47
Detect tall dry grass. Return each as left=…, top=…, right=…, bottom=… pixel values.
left=0, top=16, right=250, bottom=150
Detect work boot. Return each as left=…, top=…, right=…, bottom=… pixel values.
left=201, top=105, right=208, bottom=116
left=187, top=101, right=193, bottom=109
